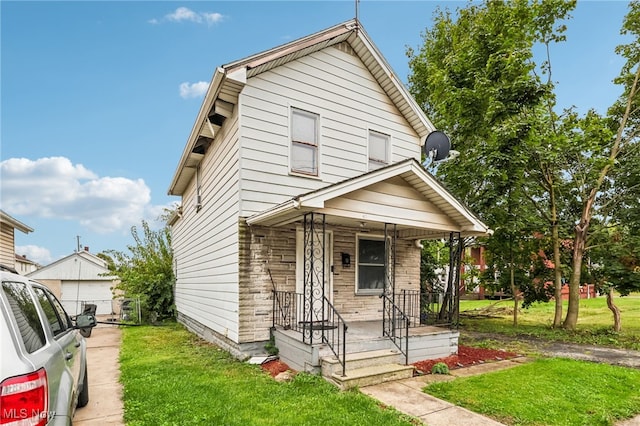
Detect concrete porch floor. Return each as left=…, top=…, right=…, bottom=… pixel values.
left=275, top=319, right=455, bottom=346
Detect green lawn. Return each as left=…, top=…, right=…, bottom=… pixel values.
left=459, top=294, right=640, bottom=350
left=119, top=323, right=415, bottom=426
left=424, top=358, right=640, bottom=426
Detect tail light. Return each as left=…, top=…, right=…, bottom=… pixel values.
left=0, top=368, right=48, bottom=426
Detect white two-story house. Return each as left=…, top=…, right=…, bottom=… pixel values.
left=168, top=20, right=489, bottom=387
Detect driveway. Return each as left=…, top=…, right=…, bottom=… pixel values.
left=74, top=323, right=124, bottom=425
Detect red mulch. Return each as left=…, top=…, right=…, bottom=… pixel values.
left=261, top=346, right=518, bottom=377
left=413, top=345, right=519, bottom=374
left=261, top=360, right=292, bottom=377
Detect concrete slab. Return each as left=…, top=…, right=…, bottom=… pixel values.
left=361, top=379, right=505, bottom=426
left=74, top=324, right=124, bottom=426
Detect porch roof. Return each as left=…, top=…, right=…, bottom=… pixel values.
left=246, top=159, right=491, bottom=240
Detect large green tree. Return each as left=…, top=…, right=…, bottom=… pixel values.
left=104, top=219, right=175, bottom=322
left=408, top=0, right=574, bottom=325
left=562, top=1, right=640, bottom=329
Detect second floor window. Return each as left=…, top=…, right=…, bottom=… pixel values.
left=291, top=108, right=319, bottom=176
left=368, top=130, right=389, bottom=171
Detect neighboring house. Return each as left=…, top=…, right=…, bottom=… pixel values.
left=0, top=209, right=33, bottom=271
left=168, top=20, right=490, bottom=384
left=27, top=247, right=118, bottom=315
left=15, top=254, right=40, bottom=275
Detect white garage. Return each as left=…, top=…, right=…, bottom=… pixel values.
left=27, top=248, right=118, bottom=316
left=61, top=280, right=114, bottom=315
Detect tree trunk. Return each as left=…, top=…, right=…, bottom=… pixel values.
left=551, top=212, right=563, bottom=328
left=511, top=265, right=518, bottom=327
left=564, top=218, right=588, bottom=330
left=606, top=287, right=621, bottom=332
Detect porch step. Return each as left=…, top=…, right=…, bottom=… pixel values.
left=321, top=349, right=402, bottom=377
left=329, top=363, right=415, bottom=390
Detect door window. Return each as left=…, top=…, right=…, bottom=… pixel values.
left=33, top=287, right=72, bottom=337
left=1, top=281, right=46, bottom=353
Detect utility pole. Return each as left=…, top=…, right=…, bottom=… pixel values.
left=76, top=235, right=81, bottom=252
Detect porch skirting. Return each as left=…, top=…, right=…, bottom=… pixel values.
left=177, top=312, right=268, bottom=360
left=273, top=320, right=459, bottom=371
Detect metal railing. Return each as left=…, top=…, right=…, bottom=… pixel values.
left=321, top=296, right=348, bottom=376
left=381, top=293, right=409, bottom=365
left=272, top=290, right=348, bottom=376
left=400, top=290, right=456, bottom=327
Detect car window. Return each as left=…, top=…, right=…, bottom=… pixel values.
left=2, top=280, right=46, bottom=353
left=33, top=287, right=71, bottom=337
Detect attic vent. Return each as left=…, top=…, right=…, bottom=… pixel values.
left=333, top=42, right=356, bottom=57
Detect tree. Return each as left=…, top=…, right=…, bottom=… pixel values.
left=408, top=0, right=574, bottom=325
left=104, top=220, right=175, bottom=322
left=562, top=1, right=640, bottom=329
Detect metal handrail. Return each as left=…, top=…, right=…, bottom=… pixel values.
left=400, top=290, right=455, bottom=327
left=381, top=293, right=409, bottom=365
left=272, top=291, right=348, bottom=376
left=321, top=296, right=348, bottom=376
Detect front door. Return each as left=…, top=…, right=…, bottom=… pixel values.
left=296, top=228, right=333, bottom=323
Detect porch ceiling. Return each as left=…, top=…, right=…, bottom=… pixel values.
left=246, top=159, right=491, bottom=240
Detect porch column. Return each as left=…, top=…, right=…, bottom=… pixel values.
left=384, top=223, right=397, bottom=300
left=302, top=212, right=326, bottom=344
left=441, top=231, right=463, bottom=324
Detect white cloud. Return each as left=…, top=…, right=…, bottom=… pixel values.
left=1, top=157, right=158, bottom=234
left=179, top=81, right=209, bottom=99
left=152, top=7, right=225, bottom=26
left=15, top=245, right=53, bottom=266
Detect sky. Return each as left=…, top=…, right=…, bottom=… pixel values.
left=1, top=1, right=633, bottom=266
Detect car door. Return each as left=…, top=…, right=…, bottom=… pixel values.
left=32, top=286, right=82, bottom=414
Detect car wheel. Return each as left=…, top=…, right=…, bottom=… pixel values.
left=77, top=363, right=89, bottom=408
left=79, top=328, right=92, bottom=338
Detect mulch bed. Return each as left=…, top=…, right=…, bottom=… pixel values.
left=261, top=345, right=519, bottom=377
left=261, top=359, right=292, bottom=377
left=413, top=345, right=519, bottom=374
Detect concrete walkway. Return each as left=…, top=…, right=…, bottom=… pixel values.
left=362, top=358, right=530, bottom=426
left=74, top=324, right=124, bottom=426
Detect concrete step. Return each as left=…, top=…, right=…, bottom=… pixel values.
left=329, top=363, right=415, bottom=390
left=322, top=349, right=402, bottom=377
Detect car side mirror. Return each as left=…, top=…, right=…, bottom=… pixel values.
left=75, top=313, right=97, bottom=329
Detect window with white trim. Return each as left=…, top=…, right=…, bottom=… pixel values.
left=357, top=236, right=385, bottom=293
left=291, top=108, right=319, bottom=176
left=368, top=130, right=389, bottom=171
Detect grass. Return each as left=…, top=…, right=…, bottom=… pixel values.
left=119, top=323, right=416, bottom=426
left=424, top=358, right=640, bottom=426
left=459, top=294, right=640, bottom=350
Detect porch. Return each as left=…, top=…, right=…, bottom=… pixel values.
left=271, top=289, right=460, bottom=385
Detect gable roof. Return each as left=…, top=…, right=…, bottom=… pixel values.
left=27, top=250, right=116, bottom=281
left=168, top=19, right=435, bottom=196
left=247, top=158, right=490, bottom=239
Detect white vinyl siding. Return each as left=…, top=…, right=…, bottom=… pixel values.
left=368, top=130, right=389, bottom=171
left=238, top=46, right=422, bottom=217
left=290, top=108, right=319, bottom=176
left=0, top=223, right=15, bottom=268
left=172, top=113, right=241, bottom=343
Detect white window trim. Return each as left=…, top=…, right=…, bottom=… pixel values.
left=355, top=233, right=386, bottom=295
left=367, top=129, right=390, bottom=171
left=289, top=106, right=321, bottom=178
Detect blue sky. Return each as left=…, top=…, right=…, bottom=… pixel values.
left=1, top=1, right=632, bottom=265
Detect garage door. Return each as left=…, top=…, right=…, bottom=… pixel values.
left=61, top=281, right=114, bottom=315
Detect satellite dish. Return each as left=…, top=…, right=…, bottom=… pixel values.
left=424, top=131, right=451, bottom=162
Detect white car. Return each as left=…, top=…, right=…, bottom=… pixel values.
left=0, top=268, right=97, bottom=425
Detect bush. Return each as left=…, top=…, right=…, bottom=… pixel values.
left=431, top=362, right=450, bottom=375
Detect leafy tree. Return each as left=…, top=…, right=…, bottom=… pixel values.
left=562, top=1, right=640, bottom=329
left=104, top=220, right=175, bottom=323
left=408, top=0, right=574, bottom=325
